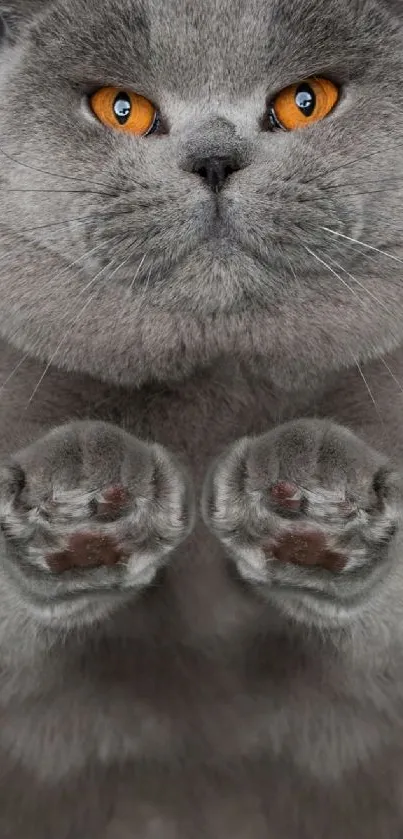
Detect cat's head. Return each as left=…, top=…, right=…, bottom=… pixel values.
left=0, top=0, right=402, bottom=388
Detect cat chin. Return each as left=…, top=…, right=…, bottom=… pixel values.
left=2, top=307, right=400, bottom=395
left=1, top=229, right=401, bottom=391
left=143, top=242, right=293, bottom=316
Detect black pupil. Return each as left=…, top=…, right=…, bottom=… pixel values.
left=113, top=92, right=132, bottom=125
left=295, top=84, right=316, bottom=118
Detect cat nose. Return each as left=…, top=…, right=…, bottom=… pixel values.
left=191, top=155, right=242, bottom=193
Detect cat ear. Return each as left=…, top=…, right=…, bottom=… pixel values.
left=0, top=1, right=48, bottom=44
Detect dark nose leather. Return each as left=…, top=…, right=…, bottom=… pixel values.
left=192, top=155, right=241, bottom=192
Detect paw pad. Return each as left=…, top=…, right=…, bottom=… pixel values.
left=46, top=532, right=125, bottom=574
left=267, top=529, right=347, bottom=573
left=95, top=485, right=130, bottom=521
left=269, top=481, right=302, bottom=512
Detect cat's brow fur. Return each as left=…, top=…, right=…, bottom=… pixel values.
left=1, top=0, right=403, bottom=836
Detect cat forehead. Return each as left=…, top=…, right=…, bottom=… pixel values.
left=33, top=0, right=395, bottom=95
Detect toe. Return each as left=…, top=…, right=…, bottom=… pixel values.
left=269, top=481, right=303, bottom=512
left=94, top=485, right=131, bottom=521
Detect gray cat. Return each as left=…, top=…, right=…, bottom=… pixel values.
left=1, top=0, right=403, bottom=835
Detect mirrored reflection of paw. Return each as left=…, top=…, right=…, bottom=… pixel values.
left=202, top=420, right=401, bottom=622
left=0, top=422, right=194, bottom=618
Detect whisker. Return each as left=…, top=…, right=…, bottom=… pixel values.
left=313, top=175, right=403, bottom=193
left=0, top=235, right=123, bottom=397
left=322, top=227, right=403, bottom=268
left=136, top=267, right=152, bottom=309
left=0, top=236, right=118, bottom=337
left=0, top=232, right=134, bottom=409
left=0, top=352, right=31, bottom=396
left=324, top=254, right=396, bottom=320
left=127, top=252, right=147, bottom=296
left=327, top=233, right=396, bottom=271
left=0, top=144, right=116, bottom=194
left=25, top=237, right=118, bottom=303
left=282, top=247, right=304, bottom=293
left=303, top=244, right=361, bottom=301
left=22, top=241, right=130, bottom=411
left=354, top=357, right=385, bottom=430
left=0, top=208, right=138, bottom=236
left=0, top=187, right=117, bottom=198
left=105, top=248, right=150, bottom=351
left=0, top=237, right=113, bottom=312
left=303, top=186, right=403, bottom=203
left=296, top=238, right=387, bottom=429
left=304, top=140, right=403, bottom=187
left=23, top=295, right=99, bottom=410
left=380, top=357, right=403, bottom=398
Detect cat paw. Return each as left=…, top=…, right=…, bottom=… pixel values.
left=0, top=422, right=194, bottom=620
left=202, top=420, right=402, bottom=623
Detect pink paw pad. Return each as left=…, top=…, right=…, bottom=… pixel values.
left=269, top=529, right=347, bottom=573
left=96, top=485, right=130, bottom=520
left=270, top=481, right=302, bottom=511
left=46, top=532, right=125, bottom=573
left=337, top=499, right=357, bottom=517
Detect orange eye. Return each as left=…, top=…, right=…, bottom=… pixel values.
left=269, top=78, right=339, bottom=131
left=90, top=87, right=158, bottom=136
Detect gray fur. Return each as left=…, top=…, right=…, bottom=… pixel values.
left=1, top=0, right=403, bottom=835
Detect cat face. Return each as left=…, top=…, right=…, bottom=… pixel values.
left=0, top=0, right=402, bottom=388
